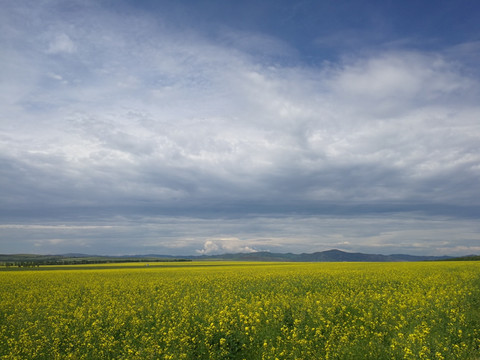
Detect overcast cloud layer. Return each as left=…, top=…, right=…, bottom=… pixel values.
left=1, top=0, right=480, bottom=256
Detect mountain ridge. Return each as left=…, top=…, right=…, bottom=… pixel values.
left=187, top=249, right=453, bottom=262
left=0, top=249, right=457, bottom=263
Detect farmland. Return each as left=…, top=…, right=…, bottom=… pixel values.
left=1, top=261, right=479, bottom=359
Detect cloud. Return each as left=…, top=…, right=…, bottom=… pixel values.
left=326, top=52, right=474, bottom=125
left=47, top=33, right=77, bottom=54
left=2, top=44, right=479, bottom=209
left=196, top=239, right=258, bottom=255
left=2, top=44, right=478, bottom=209
left=0, top=1, right=479, bottom=256
left=1, top=214, right=479, bottom=256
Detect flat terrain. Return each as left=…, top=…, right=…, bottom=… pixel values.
left=1, top=262, right=479, bottom=359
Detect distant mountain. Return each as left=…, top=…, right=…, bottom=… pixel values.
left=186, top=249, right=453, bottom=262
left=0, top=249, right=458, bottom=264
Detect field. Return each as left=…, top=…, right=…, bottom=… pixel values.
left=1, top=262, right=479, bottom=359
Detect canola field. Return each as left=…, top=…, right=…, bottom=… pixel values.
left=1, top=261, right=479, bottom=359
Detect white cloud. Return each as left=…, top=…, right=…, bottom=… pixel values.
left=196, top=238, right=258, bottom=255
left=329, top=51, right=472, bottom=118
left=47, top=33, right=76, bottom=54
left=2, top=40, right=479, bottom=207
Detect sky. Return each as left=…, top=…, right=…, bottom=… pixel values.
left=1, top=0, right=480, bottom=256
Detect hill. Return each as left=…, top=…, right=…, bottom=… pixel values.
left=191, top=249, right=452, bottom=262
left=0, top=249, right=460, bottom=266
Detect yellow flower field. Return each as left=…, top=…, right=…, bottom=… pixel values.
left=1, top=261, right=479, bottom=359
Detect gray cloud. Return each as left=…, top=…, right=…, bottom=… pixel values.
left=1, top=214, right=479, bottom=256
left=1, top=1, right=479, bottom=256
